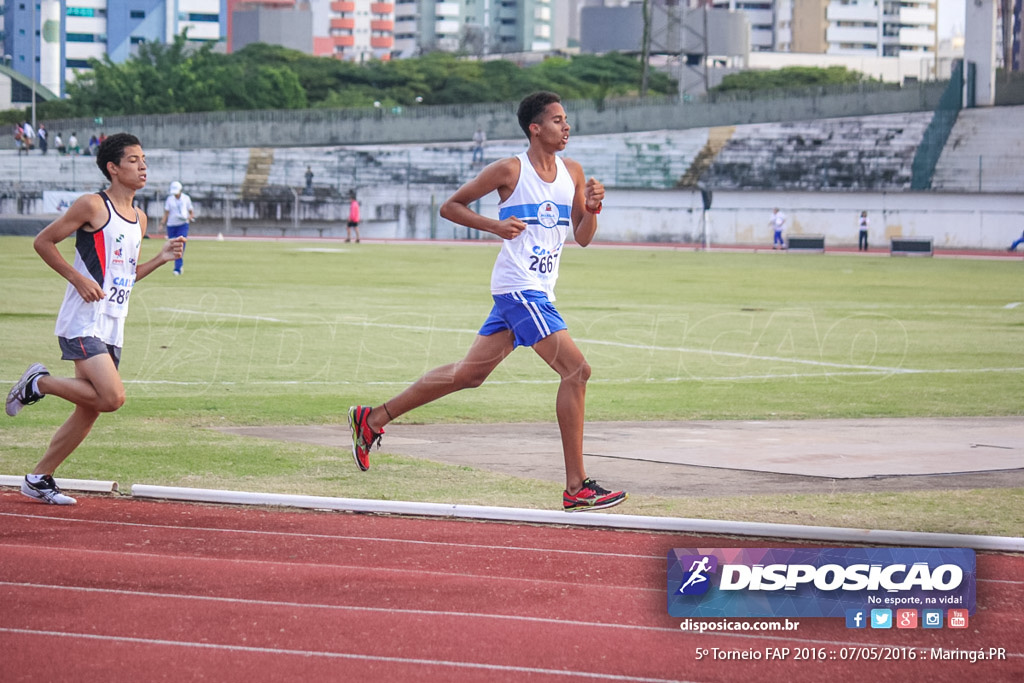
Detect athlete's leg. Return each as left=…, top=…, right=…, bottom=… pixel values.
left=531, top=329, right=591, bottom=494
left=30, top=354, right=125, bottom=475
left=35, top=352, right=125, bottom=414
left=366, top=330, right=515, bottom=433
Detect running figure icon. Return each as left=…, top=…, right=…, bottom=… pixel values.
left=679, top=556, right=713, bottom=593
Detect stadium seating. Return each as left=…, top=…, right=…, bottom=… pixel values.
left=701, top=112, right=933, bottom=191
left=1, top=106, right=1020, bottom=199
left=929, top=105, right=1024, bottom=192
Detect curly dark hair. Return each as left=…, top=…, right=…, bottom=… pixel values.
left=517, top=91, right=562, bottom=139
left=96, top=133, right=142, bottom=181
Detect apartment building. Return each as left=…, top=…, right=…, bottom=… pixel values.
left=3, top=0, right=225, bottom=96
left=711, top=0, right=937, bottom=56
left=3, top=0, right=563, bottom=94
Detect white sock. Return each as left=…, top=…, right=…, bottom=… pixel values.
left=27, top=474, right=45, bottom=484
left=31, top=376, right=43, bottom=396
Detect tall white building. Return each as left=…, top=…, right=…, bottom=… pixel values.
left=391, top=0, right=560, bottom=57
left=712, top=0, right=937, bottom=57
left=60, top=0, right=223, bottom=90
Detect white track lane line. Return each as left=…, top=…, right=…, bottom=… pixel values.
left=0, top=581, right=673, bottom=634
left=8, top=580, right=1021, bottom=653
left=2, top=511, right=1022, bottom=585
left=0, top=543, right=661, bottom=593
left=0, top=511, right=660, bottom=559
left=0, top=628, right=692, bottom=683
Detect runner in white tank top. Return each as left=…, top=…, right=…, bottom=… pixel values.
left=6, top=133, right=184, bottom=506
left=491, top=152, right=575, bottom=301
left=54, top=191, right=143, bottom=348
left=346, top=92, right=627, bottom=513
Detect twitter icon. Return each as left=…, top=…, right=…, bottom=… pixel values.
left=870, top=609, right=893, bottom=629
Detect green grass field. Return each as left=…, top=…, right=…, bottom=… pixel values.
left=1, top=236, right=1022, bottom=535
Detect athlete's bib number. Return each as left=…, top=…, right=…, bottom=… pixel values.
left=529, top=253, right=558, bottom=274
left=101, top=284, right=131, bottom=317
left=108, top=286, right=130, bottom=305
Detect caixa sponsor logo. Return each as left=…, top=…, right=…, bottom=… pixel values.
left=717, top=562, right=963, bottom=592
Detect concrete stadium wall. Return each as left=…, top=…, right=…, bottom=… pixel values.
left=6, top=82, right=948, bottom=151
left=6, top=186, right=1019, bottom=250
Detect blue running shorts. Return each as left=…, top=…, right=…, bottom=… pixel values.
left=479, top=290, right=567, bottom=348
left=59, top=336, right=122, bottom=369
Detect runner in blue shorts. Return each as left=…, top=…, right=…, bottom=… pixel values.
left=348, top=91, right=626, bottom=512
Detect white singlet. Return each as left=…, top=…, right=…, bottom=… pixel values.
left=54, top=192, right=142, bottom=348
left=491, top=152, right=575, bottom=301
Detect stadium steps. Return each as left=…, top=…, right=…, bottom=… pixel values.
left=703, top=113, right=932, bottom=191
left=678, top=126, right=736, bottom=188
left=930, top=105, right=1024, bottom=192
left=241, top=148, right=274, bottom=199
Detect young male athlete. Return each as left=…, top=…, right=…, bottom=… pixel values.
left=348, top=91, right=627, bottom=512
left=6, top=133, right=185, bottom=505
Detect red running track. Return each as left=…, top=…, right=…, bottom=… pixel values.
left=1, top=491, right=1022, bottom=682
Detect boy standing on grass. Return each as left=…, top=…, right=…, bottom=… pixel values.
left=5, top=133, right=185, bottom=505
left=347, top=91, right=627, bottom=513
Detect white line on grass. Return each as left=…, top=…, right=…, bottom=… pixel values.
left=152, top=307, right=1023, bottom=378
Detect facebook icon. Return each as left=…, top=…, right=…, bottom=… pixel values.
left=845, top=609, right=867, bottom=629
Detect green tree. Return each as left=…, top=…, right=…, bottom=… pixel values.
left=38, top=45, right=677, bottom=118
left=711, top=66, right=870, bottom=93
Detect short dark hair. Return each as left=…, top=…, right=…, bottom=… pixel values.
left=96, top=133, right=142, bottom=180
left=517, top=91, right=561, bottom=139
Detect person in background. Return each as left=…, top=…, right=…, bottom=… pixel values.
left=769, top=208, right=786, bottom=250
left=160, top=181, right=194, bottom=276
left=472, top=126, right=487, bottom=164
left=346, top=193, right=361, bottom=243
left=858, top=211, right=869, bottom=252
left=1009, top=230, right=1024, bottom=252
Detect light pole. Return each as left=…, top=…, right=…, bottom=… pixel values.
left=31, top=0, right=37, bottom=131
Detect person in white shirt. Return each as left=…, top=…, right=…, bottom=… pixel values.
left=346, top=91, right=627, bottom=513
left=858, top=211, right=869, bottom=251
left=160, top=181, right=195, bottom=275
left=5, top=133, right=184, bottom=505
left=769, top=208, right=786, bottom=249
left=21, top=121, right=35, bottom=151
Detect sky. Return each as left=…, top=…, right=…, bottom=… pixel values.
left=938, top=0, right=967, bottom=40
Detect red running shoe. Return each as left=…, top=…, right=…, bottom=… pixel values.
left=347, top=405, right=383, bottom=471
left=563, top=478, right=627, bottom=512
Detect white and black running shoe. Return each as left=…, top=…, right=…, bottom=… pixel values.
left=6, top=363, right=49, bottom=417
left=21, top=475, right=77, bottom=505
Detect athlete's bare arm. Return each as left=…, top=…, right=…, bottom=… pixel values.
left=33, top=194, right=109, bottom=303
left=440, top=158, right=527, bottom=240
left=563, top=158, right=603, bottom=247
